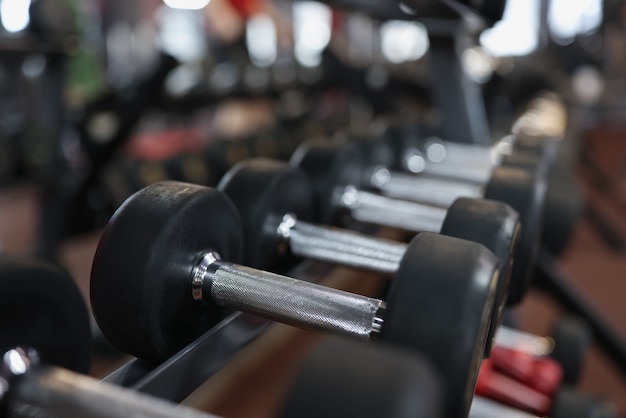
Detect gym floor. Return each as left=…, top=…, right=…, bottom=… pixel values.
left=1, top=122, right=626, bottom=416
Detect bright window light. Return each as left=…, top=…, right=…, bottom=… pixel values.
left=549, top=0, right=602, bottom=44
left=163, top=0, right=210, bottom=10
left=158, top=6, right=206, bottom=62
left=480, top=0, right=539, bottom=57
left=246, top=14, right=277, bottom=67
left=293, top=1, right=332, bottom=67
left=1, top=0, right=31, bottom=33
left=380, top=20, right=429, bottom=64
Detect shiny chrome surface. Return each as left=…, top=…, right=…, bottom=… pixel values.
left=340, top=186, right=448, bottom=233
left=207, top=257, right=385, bottom=339
left=280, top=213, right=406, bottom=275
left=377, top=172, right=483, bottom=207
left=192, top=252, right=221, bottom=302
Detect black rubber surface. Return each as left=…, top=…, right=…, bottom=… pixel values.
left=218, top=158, right=315, bottom=270
left=550, top=316, right=592, bottom=385
left=484, top=165, right=546, bottom=305
left=542, top=172, right=584, bottom=256
left=551, top=386, right=617, bottom=418
left=513, top=135, right=559, bottom=169
left=90, top=181, right=243, bottom=363
left=441, top=197, right=521, bottom=355
left=290, top=138, right=366, bottom=225
left=501, top=153, right=547, bottom=175
left=278, top=337, right=443, bottom=418
left=382, top=232, right=498, bottom=418
left=0, top=256, right=91, bottom=373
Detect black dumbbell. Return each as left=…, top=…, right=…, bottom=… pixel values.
left=0, top=256, right=92, bottom=374
left=0, top=257, right=210, bottom=418
left=90, top=181, right=498, bottom=418
left=278, top=337, right=444, bottom=418
left=374, top=127, right=581, bottom=257
left=290, top=138, right=543, bottom=305
left=218, top=158, right=518, bottom=355
left=550, top=386, right=617, bottom=418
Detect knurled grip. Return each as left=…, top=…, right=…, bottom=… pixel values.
left=209, top=262, right=384, bottom=339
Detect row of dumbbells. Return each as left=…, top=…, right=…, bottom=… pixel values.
left=87, top=127, right=592, bottom=417
left=0, top=255, right=597, bottom=418
left=0, top=129, right=591, bottom=416
left=0, top=198, right=597, bottom=417
left=0, top=255, right=454, bottom=418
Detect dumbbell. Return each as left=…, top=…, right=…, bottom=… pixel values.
left=90, top=181, right=498, bottom=418
left=363, top=123, right=580, bottom=258
left=409, top=146, right=581, bottom=258
left=0, top=256, right=92, bottom=374
left=290, top=138, right=543, bottom=305
left=218, top=158, right=517, bottom=354
left=0, top=257, right=444, bottom=418
left=278, top=337, right=444, bottom=418
left=0, top=256, right=211, bottom=418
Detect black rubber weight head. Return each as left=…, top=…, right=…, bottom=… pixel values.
left=90, top=181, right=244, bottom=363
left=513, top=134, right=559, bottom=169
left=381, top=232, right=498, bottom=418
left=218, top=158, right=315, bottom=270
left=289, top=138, right=366, bottom=225
left=441, top=197, right=521, bottom=356
left=277, top=337, right=443, bottom=418
left=551, top=386, right=617, bottom=418
left=0, top=256, right=91, bottom=373
left=484, top=166, right=547, bottom=305
left=542, top=172, right=584, bottom=256
left=501, top=153, right=548, bottom=176
left=550, top=316, right=592, bottom=385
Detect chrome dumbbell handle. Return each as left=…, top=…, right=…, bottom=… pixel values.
left=417, top=136, right=515, bottom=182
left=371, top=170, right=483, bottom=208
left=418, top=159, right=493, bottom=185
left=278, top=214, right=405, bottom=275
left=339, top=186, right=449, bottom=233
left=193, top=253, right=385, bottom=340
